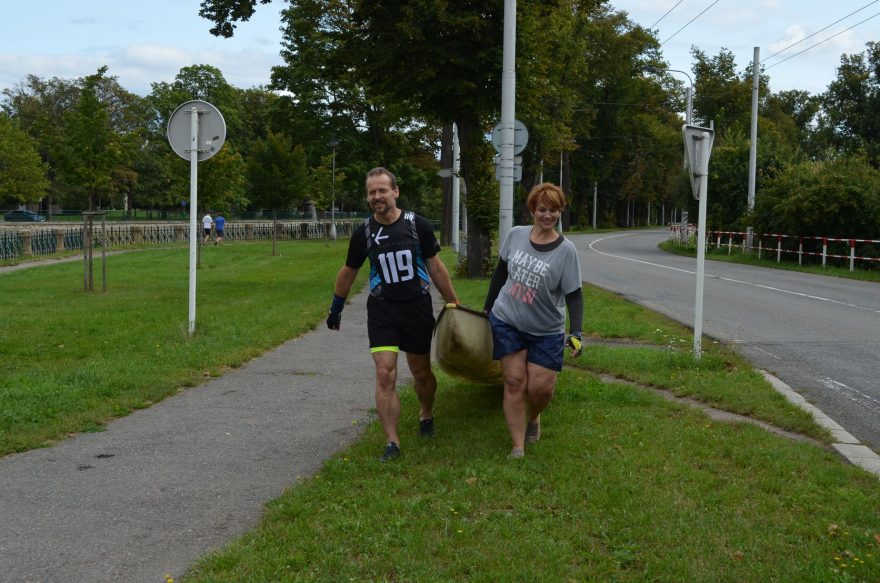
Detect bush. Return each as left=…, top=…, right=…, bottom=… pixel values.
left=753, top=156, right=880, bottom=238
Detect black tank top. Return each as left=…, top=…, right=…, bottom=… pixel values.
left=363, top=211, right=431, bottom=301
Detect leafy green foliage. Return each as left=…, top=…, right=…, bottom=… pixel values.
left=753, top=156, right=880, bottom=238
left=57, top=67, right=122, bottom=210
left=818, top=42, right=880, bottom=167
left=247, top=132, right=310, bottom=212
left=0, top=114, right=49, bottom=204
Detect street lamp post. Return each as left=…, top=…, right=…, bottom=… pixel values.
left=644, top=66, right=694, bottom=223
left=643, top=66, right=693, bottom=125
left=328, top=136, right=339, bottom=241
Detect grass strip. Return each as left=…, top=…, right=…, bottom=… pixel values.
left=184, top=368, right=880, bottom=582
left=0, top=241, right=354, bottom=455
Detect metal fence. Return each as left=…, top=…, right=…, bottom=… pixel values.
left=669, top=226, right=880, bottom=271
left=0, top=219, right=378, bottom=261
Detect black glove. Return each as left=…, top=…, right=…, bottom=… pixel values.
left=566, top=332, right=583, bottom=357
left=327, top=293, right=345, bottom=330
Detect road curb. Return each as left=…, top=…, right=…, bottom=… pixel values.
left=760, top=370, right=880, bottom=478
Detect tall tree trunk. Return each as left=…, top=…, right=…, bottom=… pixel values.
left=457, top=115, right=491, bottom=279
left=561, top=150, right=572, bottom=230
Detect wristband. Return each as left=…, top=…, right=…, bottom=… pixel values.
left=330, top=294, right=346, bottom=315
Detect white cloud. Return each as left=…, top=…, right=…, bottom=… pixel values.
left=0, top=53, right=102, bottom=90
left=769, top=25, right=808, bottom=54
left=0, top=42, right=283, bottom=97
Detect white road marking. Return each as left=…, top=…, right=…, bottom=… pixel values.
left=749, top=346, right=782, bottom=360
left=817, top=377, right=880, bottom=412
left=586, top=234, right=880, bottom=315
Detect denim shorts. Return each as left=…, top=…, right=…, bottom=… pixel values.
left=488, top=312, right=565, bottom=371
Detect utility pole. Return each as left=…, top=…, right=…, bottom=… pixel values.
left=592, top=181, right=597, bottom=229
left=498, top=0, right=516, bottom=242
left=747, top=46, right=760, bottom=252
left=328, top=136, right=339, bottom=242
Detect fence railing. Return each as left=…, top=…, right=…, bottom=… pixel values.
left=1, top=209, right=373, bottom=223
left=669, top=226, right=880, bottom=271
left=0, top=219, right=368, bottom=261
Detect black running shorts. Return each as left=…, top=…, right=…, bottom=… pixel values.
left=366, top=295, right=435, bottom=355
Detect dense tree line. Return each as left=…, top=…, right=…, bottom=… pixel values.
left=2, top=1, right=878, bottom=274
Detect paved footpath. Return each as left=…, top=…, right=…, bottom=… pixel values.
left=0, top=287, right=408, bottom=583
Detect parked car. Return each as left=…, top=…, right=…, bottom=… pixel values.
left=4, top=209, right=46, bottom=222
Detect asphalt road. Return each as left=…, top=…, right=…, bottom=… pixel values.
left=569, top=229, right=880, bottom=452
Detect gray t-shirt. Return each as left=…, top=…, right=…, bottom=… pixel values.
left=491, top=226, right=582, bottom=336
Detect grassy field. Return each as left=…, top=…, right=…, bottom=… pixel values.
left=0, top=241, right=353, bottom=455
left=2, top=241, right=879, bottom=581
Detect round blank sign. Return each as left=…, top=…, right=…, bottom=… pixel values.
left=167, top=100, right=227, bottom=162
left=491, top=119, right=528, bottom=155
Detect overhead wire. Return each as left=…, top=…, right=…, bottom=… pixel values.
left=762, top=0, right=879, bottom=65
left=764, top=10, right=880, bottom=70
left=650, top=0, right=686, bottom=29
left=661, top=0, right=723, bottom=45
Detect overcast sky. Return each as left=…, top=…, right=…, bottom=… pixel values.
left=0, top=0, right=877, bottom=98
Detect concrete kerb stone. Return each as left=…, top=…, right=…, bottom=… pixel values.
left=760, top=370, right=880, bottom=478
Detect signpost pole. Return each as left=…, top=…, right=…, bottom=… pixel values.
left=693, top=133, right=709, bottom=360
left=188, top=106, right=199, bottom=336
left=683, top=124, right=714, bottom=361
left=452, top=123, right=460, bottom=254
left=167, top=99, right=226, bottom=338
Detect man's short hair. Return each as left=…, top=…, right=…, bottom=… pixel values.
left=366, top=167, right=398, bottom=189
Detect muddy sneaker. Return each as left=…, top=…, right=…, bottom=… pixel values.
left=419, top=418, right=434, bottom=438
left=508, top=447, right=525, bottom=459
left=525, top=419, right=541, bottom=444
left=380, top=442, right=401, bottom=462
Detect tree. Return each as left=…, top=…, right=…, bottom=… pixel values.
left=753, top=156, right=880, bottom=239
left=197, top=0, right=736, bottom=243
left=197, top=144, right=248, bottom=213
left=147, top=65, right=242, bottom=139
left=818, top=42, right=880, bottom=167
left=561, top=5, right=673, bottom=228
left=350, top=0, right=505, bottom=275
left=58, top=67, right=123, bottom=210
left=2, top=75, right=80, bottom=210
left=199, top=0, right=274, bottom=38
left=200, top=0, right=505, bottom=276
left=0, top=114, right=50, bottom=204
left=248, top=131, right=310, bottom=212
left=691, top=47, right=755, bottom=131
left=3, top=70, right=148, bottom=212
left=143, top=65, right=255, bottom=213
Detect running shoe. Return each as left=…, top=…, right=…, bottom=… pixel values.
left=419, top=418, right=434, bottom=438
left=380, top=442, right=401, bottom=462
